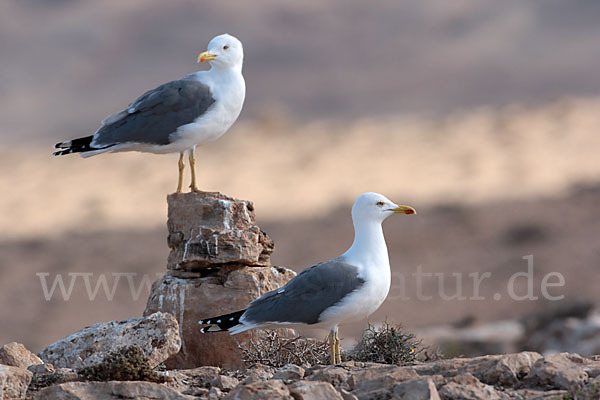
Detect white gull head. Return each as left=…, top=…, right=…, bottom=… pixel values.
left=351, top=192, right=416, bottom=226
left=198, top=33, right=244, bottom=71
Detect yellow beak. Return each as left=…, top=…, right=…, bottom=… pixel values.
left=390, top=205, right=416, bottom=215
left=197, top=51, right=217, bottom=63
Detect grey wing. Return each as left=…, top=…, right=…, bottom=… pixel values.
left=92, top=78, right=216, bottom=147
left=242, top=258, right=365, bottom=325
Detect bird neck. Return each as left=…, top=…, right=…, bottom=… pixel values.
left=209, top=64, right=243, bottom=76
left=343, top=219, right=389, bottom=267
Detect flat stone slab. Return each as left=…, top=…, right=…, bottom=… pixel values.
left=34, top=381, right=194, bottom=400
left=38, top=312, right=181, bottom=370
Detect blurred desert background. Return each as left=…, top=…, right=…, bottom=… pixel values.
left=1, top=0, right=599, bottom=353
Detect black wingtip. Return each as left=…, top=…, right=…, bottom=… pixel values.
left=198, top=309, right=246, bottom=333
left=52, top=135, right=98, bottom=156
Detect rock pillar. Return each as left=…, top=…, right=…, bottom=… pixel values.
left=144, top=192, right=296, bottom=369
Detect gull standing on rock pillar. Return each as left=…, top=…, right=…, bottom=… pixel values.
left=199, top=192, right=416, bottom=365
left=53, top=33, right=245, bottom=193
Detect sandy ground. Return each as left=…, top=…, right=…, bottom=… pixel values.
left=1, top=99, right=599, bottom=351
left=1, top=98, right=599, bottom=238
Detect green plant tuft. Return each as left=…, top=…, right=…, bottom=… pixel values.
left=78, top=346, right=166, bottom=383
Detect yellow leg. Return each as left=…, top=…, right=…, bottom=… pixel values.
left=334, top=331, right=342, bottom=364
left=176, top=153, right=185, bottom=193
left=329, top=331, right=336, bottom=365
left=188, top=150, right=201, bottom=192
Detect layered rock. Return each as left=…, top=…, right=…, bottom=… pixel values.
left=166, top=193, right=274, bottom=271
left=38, top=312, right=181, bottom=369
left=145, top=267, right=296, bottom=369
left=145, top=192, right=296, bottom=369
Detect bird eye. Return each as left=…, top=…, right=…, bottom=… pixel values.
left=376, top=201, right=384, bottom=207
left=223, top=45, right=229, bottom=50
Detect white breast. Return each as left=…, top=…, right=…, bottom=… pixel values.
left=317, top=259, right=391, bottom=330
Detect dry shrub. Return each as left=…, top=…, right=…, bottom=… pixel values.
left=238, top=331, right=330, bottom=368
left=239, top=323, right=440, bottom=368
left=351, top=322, right=430, bottom=365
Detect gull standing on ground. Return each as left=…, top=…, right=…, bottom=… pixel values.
left=53, top=33, right=245, bottom=193
left=198, top=192, right=416, bottom=365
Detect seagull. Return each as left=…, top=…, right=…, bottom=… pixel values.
left=198, top=192, right=416, bottom=365
left=53, top=33, right=245, bottom=193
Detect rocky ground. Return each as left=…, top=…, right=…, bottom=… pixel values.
left=417, top=301, right=600, bottom=359
left=2, top=319, right=600, bottom=400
